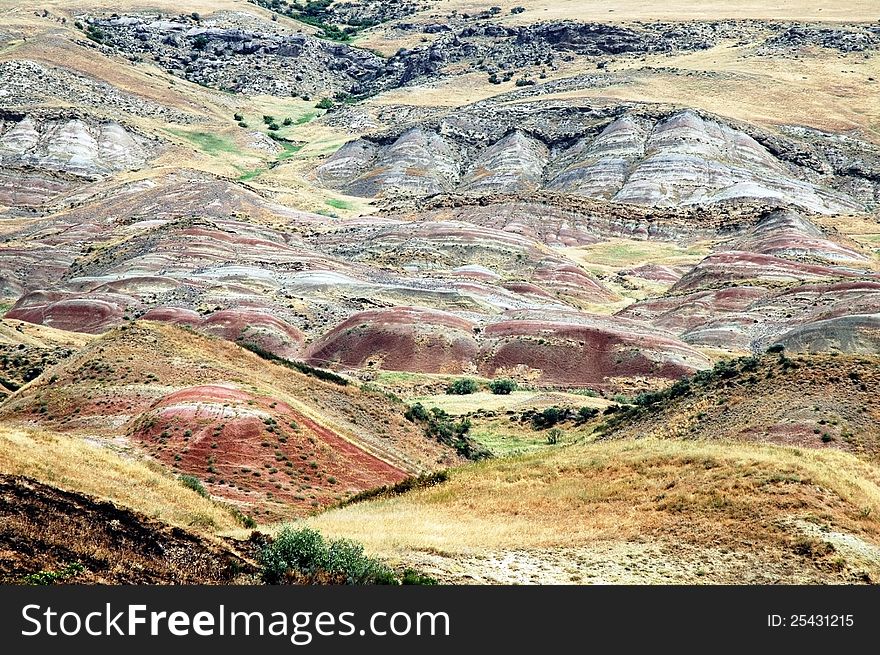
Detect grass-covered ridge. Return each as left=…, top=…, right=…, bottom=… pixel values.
left=307, top=437, right=880, bottom=581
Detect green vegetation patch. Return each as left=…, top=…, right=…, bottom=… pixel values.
left=167, top=129, right=239, bottom=155
left=325, top=198, right=353, bottom=210
left=260, top=526, right=436, bottom=585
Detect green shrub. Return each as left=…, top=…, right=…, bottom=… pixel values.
left=546, top=428, right=563, bottom=445
left=315, top=98, right=335, bottom=109
left=259, top=527, right=435, bottom=585
left=577, top=406, right=599, bottom=422
left=489, top=378, right=517, bottom=395
left=404, top=404, right=490, bottom=460
left=261, top=527, right=326, bottom=583
left=401, top=568, right=438, bottom=585
left=447, top=378, right=479, bottom=395
left=767, top=344, right=785, bottom=354
left=179, top=474, right=208, bottom=497
left=532, top=406, right=563, bottom=429
left=241, top=343, right=348, bottom=386
left=22, top=562, right=84, bottom=586
left=282, top=117, right=293, bottom=126
left=404, top=402, right=430, bottom=422
left=339, top=470, right=448, bottom=507
left=262, top=115, right=276, bottom=125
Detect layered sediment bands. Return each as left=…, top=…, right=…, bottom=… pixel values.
left=317, top=107, right=873, bottom=214
left=305, top=307, right=480, bottom=373
left=0, top=322, right=460, bottom=517
left=774, top=314, right=880, bottom=354
left=732, top=209, right=868, bottom=263
left=142, top=308, right=306, bottom=359
left=460, top=131, right=549, bottom=194
left=619, top=207, right=880, bottom=353
left=0, top=111, right=155, bottom=207
left=307, top=307, right=709, bottom=386
left=319, top=127, right=460, bottom=197
left=5, top=291, right=132, bottom=334
left=477, top=311, right=710, bottom=385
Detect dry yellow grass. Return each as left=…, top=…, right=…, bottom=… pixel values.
left=415, top=0, right=880, bottom=23
left=305, top=438, right=880, bottom=575
left=413, top=390, right=611, bottom=416
left=0, top=425, right=240, bottom=533
left=0, top=319, right=93, bottom=349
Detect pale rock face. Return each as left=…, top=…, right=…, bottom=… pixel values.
left=313, top=139, right=379, bottom=188
left=606, top=111, right=856, bottom=213
left=0, top=116, right=152, bottom=176
left=317, top=108, right=867, bottom=213
left=344, top=127, right=460, bottom=197
left=460, top=131, right=548, bottom=194
left=548, top=116, right=648, bottom=198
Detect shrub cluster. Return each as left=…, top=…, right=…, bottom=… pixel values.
left=489, top=378, right=517, bottom=395
left=404, top=403, right=491, bottom=460
left=446, top=378, right=479, bottom=395
left=260, top=527, right=436, bottom=585
left=179, top=474, right=208, bottom=498
left=242, top=343, right=348, bottom=386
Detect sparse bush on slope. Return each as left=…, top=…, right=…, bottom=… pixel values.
left=260, top=526, right=436, bottom=585
left=489, top=378, right=517, bottom=395
left=179, top=474, right=208, bottom=498
left=446, top=378, right=479, bottom=395
left=404, top=403, right=492, bottom=461
left=241, top=342, right=348, bottom=386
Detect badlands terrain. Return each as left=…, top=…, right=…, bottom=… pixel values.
left=1, top=0, right=879, bottom=584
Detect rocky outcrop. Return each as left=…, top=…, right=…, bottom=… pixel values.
left=761, top=24, right=880, bottom=53
left=0, top=110, right=156, bottom=207
left=316, top=108, right=870, bottom=214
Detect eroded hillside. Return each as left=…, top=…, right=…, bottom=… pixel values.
left=1, top=0, right=879, bottom=584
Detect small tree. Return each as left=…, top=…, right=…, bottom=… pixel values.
left=577, top=406, right=599, bottom=422
left=447, top=378, right=479, bottom=395
left=489, top=378, right=517, bottom=395
left=547, top=428, right=563, bottom=445
left=315, top=98, right=335, bottom=110
left=179, top=474, right=208, bottom=497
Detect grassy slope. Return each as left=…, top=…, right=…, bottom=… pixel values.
left=0, top=322, right=460, bottom=519
left=308, top=436, right=880, bottom=582
left=602, top=354, right=880, bottom=458
left=0, top=425, right=240, bottom=533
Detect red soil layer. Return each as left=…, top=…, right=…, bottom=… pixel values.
left=305, top=307, right=479, bottom=373
left=5, top=290, right=129, bottom=334
left=479, top=319, right=708, bottom=385
left=129, top=385, right=407, bottom=519
left=142, top=307, right=305, bottom=358
left=674, top=251, right=871, bottom=292
left=501, top=281, right=556, bottom=299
